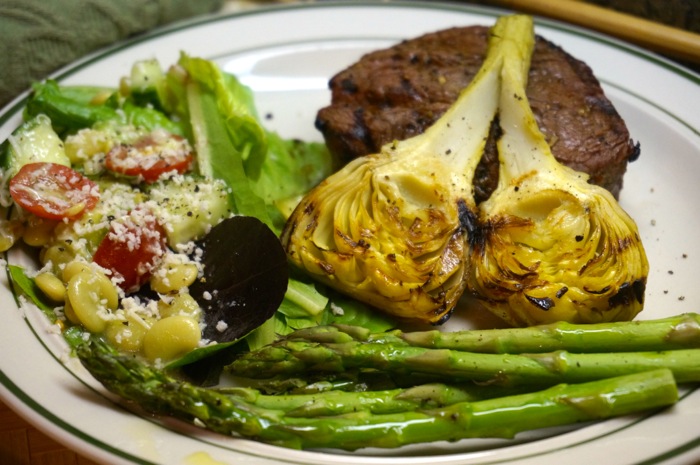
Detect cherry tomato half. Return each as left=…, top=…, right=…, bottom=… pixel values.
left=9, top=162, right=100, bottom=220
left=105, top=131, right=194, bottom=183
left=92, top=208, right=167, bottom=293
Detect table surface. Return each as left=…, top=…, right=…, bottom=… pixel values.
left=0, top=400, right=98, bottom=465
left=1, top=0, right=698, bottom=464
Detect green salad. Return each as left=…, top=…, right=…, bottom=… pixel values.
left=0, top=53, right=395, bottom=370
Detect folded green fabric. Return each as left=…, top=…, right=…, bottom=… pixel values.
left=0, top=0, right=224, bottom=109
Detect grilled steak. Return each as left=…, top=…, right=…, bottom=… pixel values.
left=315, top=26, right=639, bottom=202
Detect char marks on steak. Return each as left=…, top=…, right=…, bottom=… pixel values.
left=315, top=26, right=640, bottom=201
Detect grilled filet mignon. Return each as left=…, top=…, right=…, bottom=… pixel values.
left=315, top=26, right=639, bottom=202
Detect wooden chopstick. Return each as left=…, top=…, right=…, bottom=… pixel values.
left=485, top=0, right=700, bottom=64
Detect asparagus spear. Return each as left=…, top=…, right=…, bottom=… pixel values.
left=238, top=370, right=454, bottom=395
left=287, top=313, right=700, bottom=353
left=397, top=313, right=700, bottom=353
left=221, top=382, right=510, bottom=417
left=77, top=338, right=678, bottom=450
left=228, top=338, right=700, bottom=387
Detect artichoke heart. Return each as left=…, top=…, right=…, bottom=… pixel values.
left=467, top=17, right=649, bottom=326
left=280, top=15, right=526, bottom=324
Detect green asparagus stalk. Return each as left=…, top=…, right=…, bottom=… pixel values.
left=286, top=313, right=700, bottom=353
left=396, top=313, right=700, bottom=353
left=77, top=338, right=678, bottom=450
left=227, top=315, right=700, bottom=392
left=241, top=376, right=364, bottom=395
left=221, top=382, right=507, bottom=417
left=237, top=370, right=454, bottom=395
left=228, top=338, right=700, bottom=387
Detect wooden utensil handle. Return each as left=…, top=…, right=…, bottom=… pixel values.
left=490, top=0, right=700, bottom=64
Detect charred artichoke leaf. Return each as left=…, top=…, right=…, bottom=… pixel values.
left=468, top=18, right=649, bottom=326
left=281, top=16, right=529, bottom=324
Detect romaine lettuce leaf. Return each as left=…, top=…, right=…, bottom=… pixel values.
left=25, top=80, right=185, bottom=136
left=175, top=54, right=337, bottom=231
left=185, top=79, right=272, bottom=226
left=252, top=132, right=335, bottom=206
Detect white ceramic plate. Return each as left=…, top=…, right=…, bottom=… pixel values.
left=1, top=1, right=699, bottom=464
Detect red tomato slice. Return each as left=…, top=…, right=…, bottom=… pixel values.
left=9, top=162, right=99, bottom=220
left=105, top=131, right=193, bottom=183
left=92, top=208, right=167, bottom=293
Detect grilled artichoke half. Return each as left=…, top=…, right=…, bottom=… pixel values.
left=467, top=17, right=649, bottom=326
left=280, top=16, right=522, bottom=323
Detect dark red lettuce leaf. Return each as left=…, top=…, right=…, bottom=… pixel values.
left=189, top=216, right=288, bottom=343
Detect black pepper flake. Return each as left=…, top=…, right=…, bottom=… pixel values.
left=679, top=296, right=686, bottom=301
left=187, top=211, right=193, bottom=217
left=668, top=270, right=674, bottom=275
left=265, top=113, right=274, bottom=120
left=575, top=235, right=584, bottom=242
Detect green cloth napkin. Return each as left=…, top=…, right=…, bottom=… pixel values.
left=0, top=0, right=224, bottom=109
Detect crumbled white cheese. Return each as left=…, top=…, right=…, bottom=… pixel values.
left=215, top=320, right=228, bottom=333
left=47, top=323, right=62, bottom=335
left=330, top=302, right=345, bottom=316
left=120, top=295, right=160, bottom=320
left=24, top=260, right=53, bottom=279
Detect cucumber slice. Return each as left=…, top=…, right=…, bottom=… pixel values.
left=0, top=114, right=71, bottom=206
left=129, top=59, right=166, bottom=109
left=148, top=176, right=231, bottom=247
